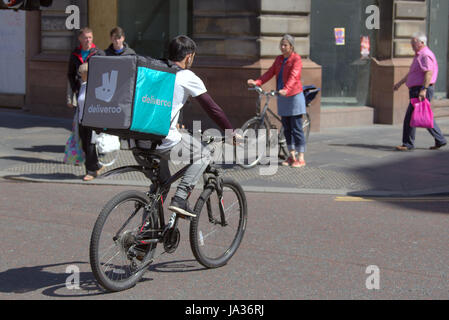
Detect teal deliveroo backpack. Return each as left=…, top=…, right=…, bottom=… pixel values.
left=81, top=55, right=181, bottom=142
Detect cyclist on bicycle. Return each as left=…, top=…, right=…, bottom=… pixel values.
left=137, top=35, right=235, bottom=218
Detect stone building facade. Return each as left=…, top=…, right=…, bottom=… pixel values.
left=2, top=0, right=448, bottom=130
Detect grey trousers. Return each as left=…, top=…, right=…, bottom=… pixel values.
left=138, top=132, right=212, bottom=200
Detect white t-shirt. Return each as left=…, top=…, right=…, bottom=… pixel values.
left=158, top=69, right=207, bottom=149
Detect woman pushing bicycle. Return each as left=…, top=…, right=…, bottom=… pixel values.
left=247, top=34, right=307, bottom=168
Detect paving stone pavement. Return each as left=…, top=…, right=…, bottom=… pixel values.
left=1, top=109, right=449, bottom=197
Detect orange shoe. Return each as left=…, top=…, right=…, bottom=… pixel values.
left=291, top=160, right=306, bottom=168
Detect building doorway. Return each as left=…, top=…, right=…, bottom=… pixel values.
left=118, top=0, right=190, bottom=58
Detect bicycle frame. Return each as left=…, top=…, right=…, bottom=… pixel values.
left=100, top=144, right=228, bottom=238
left=254, top=90, right=278, bottom=128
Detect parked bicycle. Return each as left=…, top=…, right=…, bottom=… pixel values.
left=239, top=85, right=320, bottom=169
left=89, top=134, right=247, bottom=292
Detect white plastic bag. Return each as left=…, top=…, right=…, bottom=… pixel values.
left=92, top=132, right=121, bottom=154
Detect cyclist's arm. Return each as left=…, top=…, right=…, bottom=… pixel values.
left=195, top=93, right=233, bottom=131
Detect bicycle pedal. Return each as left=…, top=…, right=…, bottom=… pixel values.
left=177, top=214, right=193, bottom=221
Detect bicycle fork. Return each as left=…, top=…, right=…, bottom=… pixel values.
left=205, top=174, right=228, bottom=227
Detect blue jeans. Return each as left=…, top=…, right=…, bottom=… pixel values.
left=402, top=86, right=447, bottom=149
left=281, top=115, right=307, bottom=153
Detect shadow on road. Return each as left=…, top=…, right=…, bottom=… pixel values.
left=328, top=143, right=396, bottom=152
left=346, top=149, right=449, bottom=214
left=0, top=156, right=63, bottom=165
left=0, top=259, right=207, bottom=298
left=5, top=173, right=82, bottom=182
left=0, top=110, right=71, bottom=130
left=0, top=261, right=106, bottom=297
left=149, top=259, right=207, bottom=274
left=15, top=145, right=66, bottom=154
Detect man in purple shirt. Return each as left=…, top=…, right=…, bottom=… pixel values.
left=394, top=32, right=447, bottom=151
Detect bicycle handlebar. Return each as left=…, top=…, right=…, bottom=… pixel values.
left=248, top=86, right=278, bottom=97
left=186, top=129, right=239, bottom=146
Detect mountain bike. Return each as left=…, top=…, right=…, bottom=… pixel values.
left=239, top=85, right=319, bottom=169
left=89, top=135, right=247, bottom=292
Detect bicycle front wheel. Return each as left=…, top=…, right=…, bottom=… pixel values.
left=89, top=190, right=159, bottom=292
left=238, top=116, right=270, bottom=169
left=190, top=178, right=247, bottom=268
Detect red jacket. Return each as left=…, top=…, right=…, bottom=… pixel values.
left=255, top=52, right=303, bottom=97
left=68, top=44, right=104, bottom=94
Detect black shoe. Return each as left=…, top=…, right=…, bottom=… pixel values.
left=168, top=196, right=196, bottom=218
left=430, top=143, right=447, bottom=150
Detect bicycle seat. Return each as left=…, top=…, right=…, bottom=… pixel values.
left=127, top=139, right=162, bottom=167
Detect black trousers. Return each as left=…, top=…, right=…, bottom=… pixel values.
left=78, top=124, right=102, bottom=174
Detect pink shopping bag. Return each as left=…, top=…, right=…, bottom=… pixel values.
left=410, top=98, right=434, bottom=129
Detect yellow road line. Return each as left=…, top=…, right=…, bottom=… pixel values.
left=335, top=196, right=449, bottom=202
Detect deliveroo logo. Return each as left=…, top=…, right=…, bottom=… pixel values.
left=95, top=70, right=118, bottom=103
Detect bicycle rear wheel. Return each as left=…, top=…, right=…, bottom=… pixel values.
left=278, top=128, right=290, bottom=160
left=238, top=116, right=270, bottom=169
left=190, top=178, right=247, bottom=268
left=303, top=113, right=311, bottom=143
left=89, top=190, right=159, bottom=292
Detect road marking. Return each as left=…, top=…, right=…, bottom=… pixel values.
left=335, top=196, right=449, bottom=202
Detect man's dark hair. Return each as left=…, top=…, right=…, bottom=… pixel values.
left=110, top=26, right=125, bottom=38
left=168, top=35, right=197, bottom=62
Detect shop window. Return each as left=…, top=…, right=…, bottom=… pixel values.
left=428, top=0, right=449, bottom=99
left=310, top=0, right=377, bottom=107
